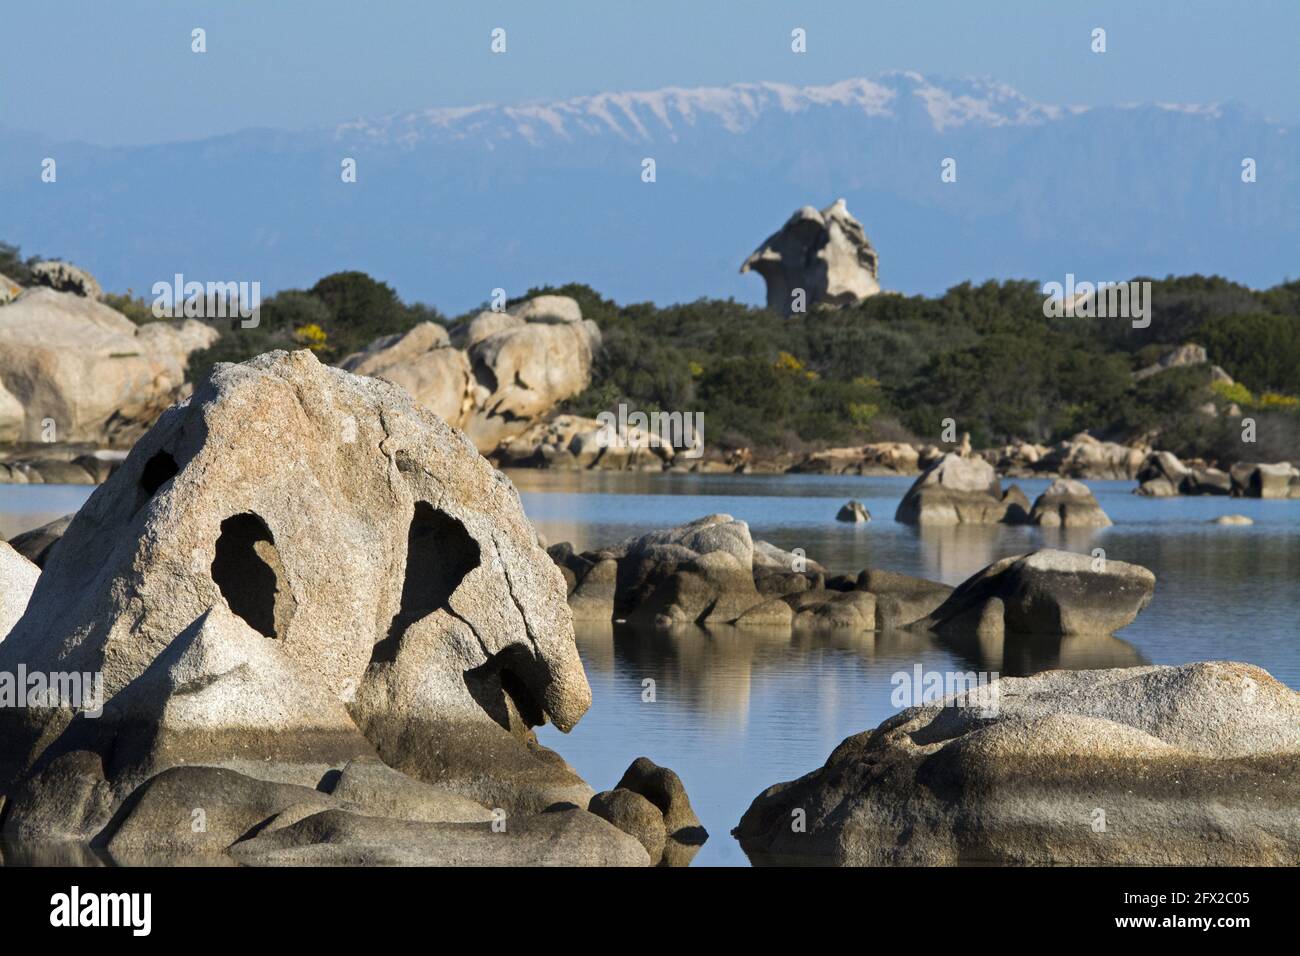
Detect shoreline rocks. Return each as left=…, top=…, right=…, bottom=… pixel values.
left=735, top=661, right=1300, bottom=865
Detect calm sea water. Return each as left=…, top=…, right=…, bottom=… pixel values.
left=2, top=472, right=1297, bottom=866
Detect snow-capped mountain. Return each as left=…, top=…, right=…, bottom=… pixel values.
left=1, top=73, right=1294, bottom=311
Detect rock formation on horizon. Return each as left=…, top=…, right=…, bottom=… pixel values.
left=741, top=199, right=881, bottom=316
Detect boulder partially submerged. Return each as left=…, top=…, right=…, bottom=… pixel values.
left=910, top=550, right=1155, bottom=639
left=549, top=516, right=886, bottom=631
left=835, top=500, right=871, bottom=523
left=0, top=350, right=660, bottom=864
left=895, top=453, right=1027, bottom=525
left=550, top=520, right=1153, bottom=640
left=1027, top=478, right=1112, bottom=527
left=735, top=662, right=1300, bottom=865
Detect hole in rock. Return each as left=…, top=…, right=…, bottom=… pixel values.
left=140, top=451, right=179, bottom=496
left=211, top=512, right=296, bottom=639
left=371, top=502, right=481, bottom=662
left=464, top=644, right=545, bottom=732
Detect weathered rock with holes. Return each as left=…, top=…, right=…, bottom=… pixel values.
left=741, top=199, right=880, bottom=316
left=0, top=349, right=592, bottom=842
left=911, top=550, right=1155, bottom=639
left=1027, top=478, right=1112, bottom=527
left=735, top=662, right=1300, bottom=865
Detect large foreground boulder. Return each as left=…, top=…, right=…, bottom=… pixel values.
left=0, top=287, right=218, bottom=444
left=0, top=350, right=596, bottom=848
left=911, top=550, right=1155, bottom=638
left=741, top=199, right=881, bottom=316
left=735, top=662, right=1300, bottom=865
left=341, top=295, right=601, bottom=455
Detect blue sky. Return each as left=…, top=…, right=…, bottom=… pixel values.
left=3, top=0, right=1297, bottom=145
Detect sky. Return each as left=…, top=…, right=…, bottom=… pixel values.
left=2, top=0, right=1297, bottom=146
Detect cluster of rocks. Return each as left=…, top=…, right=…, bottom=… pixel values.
left=988, top=433, right=1149, bottom=480
left=1136, top=451, right=1300, bottom=498
left=493, top=414, right=674, bottom=471
left=0, top=265, right=218, bottom=447
left=735, top=661, right=1299, bottom=865
left=547, top=513, right=1153, bottom=640
left=341, top=294, right=601, bottom=456
left=741, top=199, right=881, bottom=316
left=895, top=454, right=1112, bottom=527
left=0, top=350, right=701, bottom=866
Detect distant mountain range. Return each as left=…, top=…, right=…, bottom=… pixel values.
left=2, top=72, right=1295, bottom=313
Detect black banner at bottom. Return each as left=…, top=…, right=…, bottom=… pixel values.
left=0, top=864, right=1283, bottom=940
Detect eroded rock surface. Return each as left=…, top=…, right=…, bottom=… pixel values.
left=735, top=662, right=1300, bottom=865
left=0, top=287, right=217, bottom=444
left=341, top=295, right=601, bottom=455
left=1027, top=478, right=1112, bottom=527
left=895, top=453, right=1024, bottom=525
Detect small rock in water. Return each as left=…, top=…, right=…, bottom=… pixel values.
left=836, top=500, right=871, bottom=523
left=1212, top=514, right=1254, bottom=525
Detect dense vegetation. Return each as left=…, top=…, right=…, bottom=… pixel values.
left=533, top=276, right=1300, bottom=465
left=185, top=271, right=445, bottom=381
left=4, top=236, right=1297, bottom=465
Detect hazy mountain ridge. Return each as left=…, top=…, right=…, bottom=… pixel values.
left=1, top=73, right=1294, bottom=312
